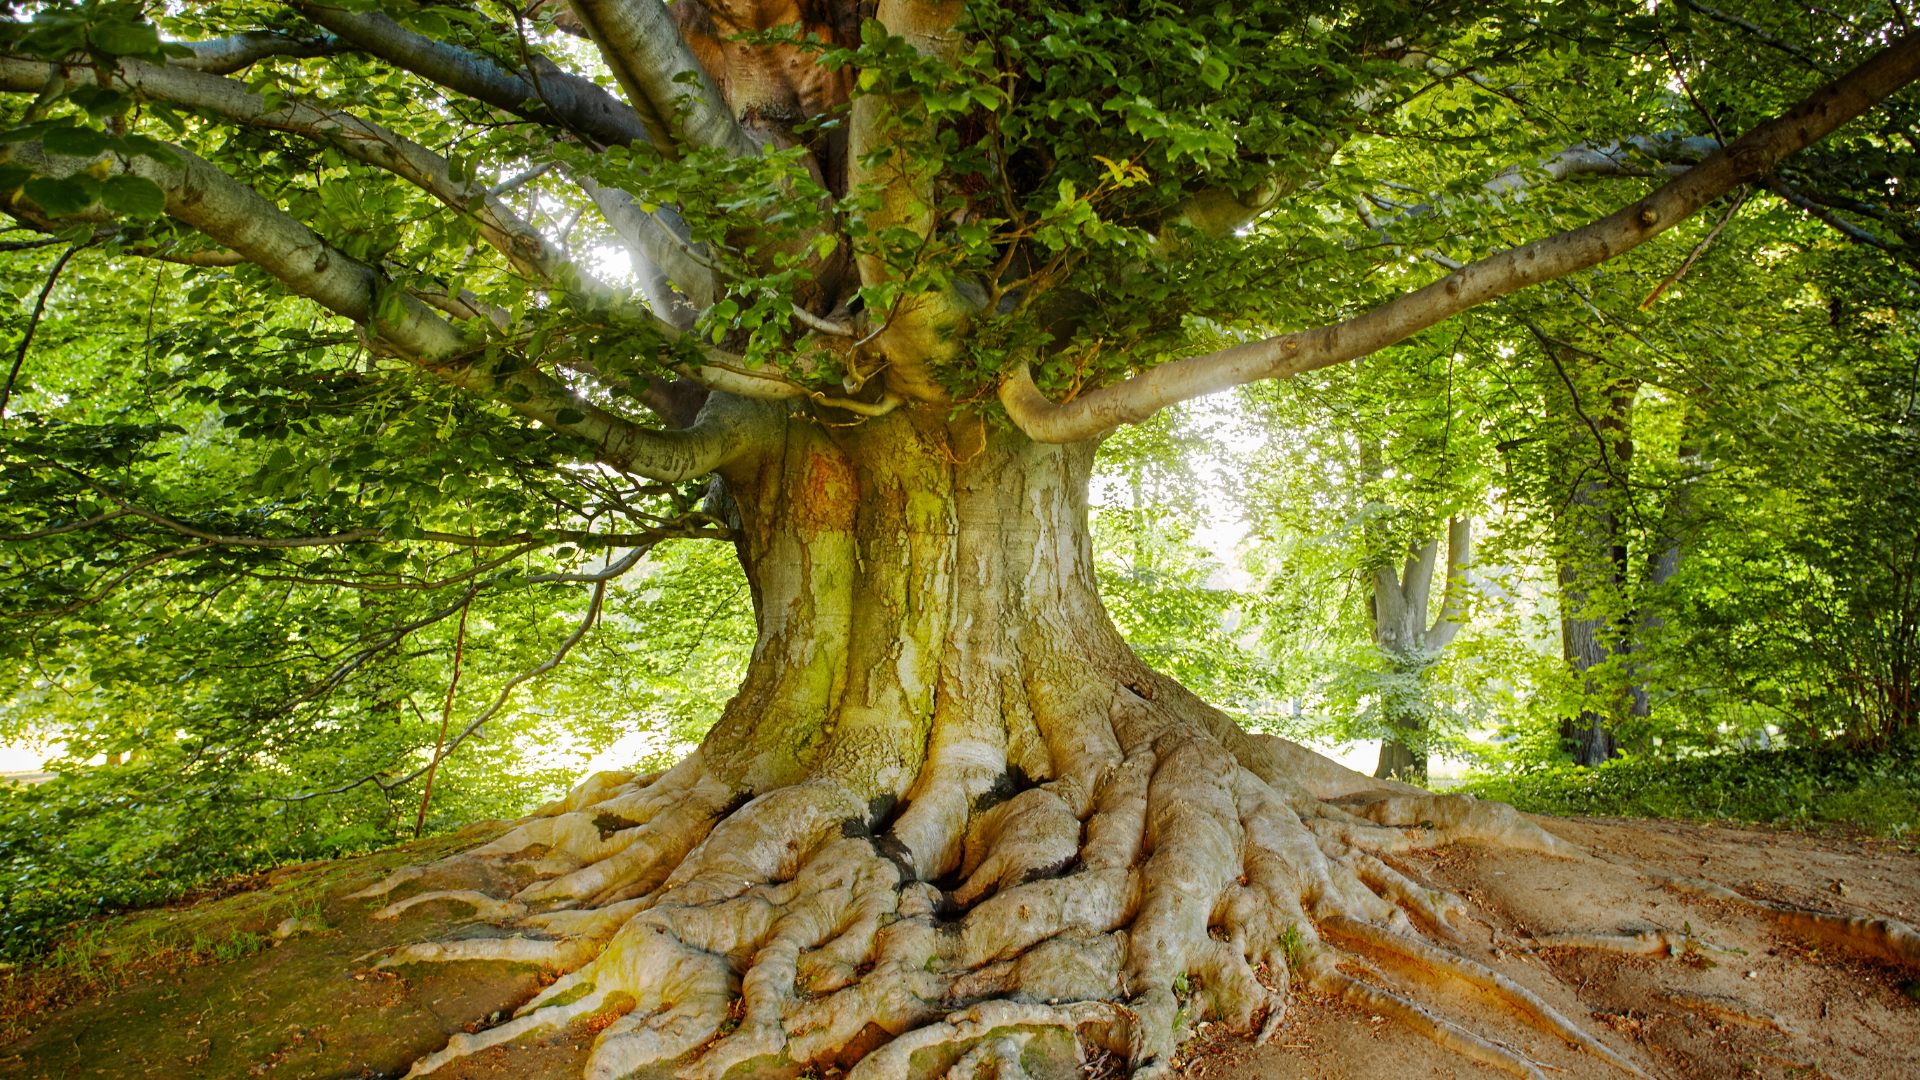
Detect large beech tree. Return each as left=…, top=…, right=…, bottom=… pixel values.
left=3, top=2, right=1918, bottom=1079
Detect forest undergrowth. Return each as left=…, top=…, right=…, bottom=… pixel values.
left=1457, top=739, right=1920, bottom=841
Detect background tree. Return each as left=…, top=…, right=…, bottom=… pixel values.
left=0, top=2, right=1916, bottom=1079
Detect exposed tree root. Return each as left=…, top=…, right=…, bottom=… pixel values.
left=345, top=724, right=1669, bottom=1080
left=1653, top=989, right=1799, bottom=1036
left=1527, top=929, right=1740, bottom=958
left=375, top=934, right=605, bottom=973
left=1594, top=850, right=1920, bottom=965
left=1322, top=916, right=1649, bottom=1078
left=941, top=1033, right=1034, bottom=1080
left=373, top=890, right=528, bottom=922
left=845, top=1000, right=1131, bottom=1080
left=1310, top=964, right=1551, bottom=1080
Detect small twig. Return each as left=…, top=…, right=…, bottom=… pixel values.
left=414, top=594, right=472, bottom=837
left=810, top=391, right=904, bottom=418
left=791, top=304, right=856, bottom=337
left=1681, top=0, right=1839, bottom=76
left=1, top=243, right=85, bottom=424
left=1767, top=176, right=1905, bottom=251
left=488, top=160, right=556, bottom=197
left=1639, top=189, right=1749, bottom=308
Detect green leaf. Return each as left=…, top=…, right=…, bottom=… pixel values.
left=118, top=134, right=182, bottom=167
left=42, top=126, right=113, bottom=157
left=401, top=11, right=451, bottom=39
left=100, top=175, right=166, bottom=219
left=23, top=174, right=100, bottom=217
left=0, top=165, right=29, bottom=194
left=147, top=103, right=187, bottom=135
left=89, top=21, right=161, bottom=57
left=553, top=408, right=587, bottom=427
left=69, top=85, right=133, bottom=120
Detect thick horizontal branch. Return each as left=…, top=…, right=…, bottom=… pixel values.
left=1001, top=29, right=1920, bottom=443
left=0, top=140, right=764, bottom=481
left=1484, top=134, right=1720, bottom=193
left=1354, top=132, right=1721, bottom=251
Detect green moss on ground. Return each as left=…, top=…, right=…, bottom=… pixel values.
left=0, top=821, right=537, bottom=1079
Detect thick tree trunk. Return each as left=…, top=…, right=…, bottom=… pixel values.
left=349, top=398, right=1596, bottom=1080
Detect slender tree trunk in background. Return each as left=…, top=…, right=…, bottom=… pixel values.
left=1548, top=349, right=1637, bottom=767
left=1371, top=656, right=1428, bottom=782
left=1628, top=435, right=1700, bottom=724
left=1371, top=518, right=1473, bottom=782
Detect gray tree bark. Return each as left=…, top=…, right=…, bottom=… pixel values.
left=1371, top=517, right=1473, bottom=782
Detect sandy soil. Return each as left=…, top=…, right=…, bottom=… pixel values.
left=0, top=814, right=1914, bottom=1080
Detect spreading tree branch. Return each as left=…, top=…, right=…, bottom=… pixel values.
left=0, top=139, right=768, bottom=480
left=1765, top=176, right=1911, bottom=253
left=293, top=3, right=651, bottom=149
left=272, top=576, right=610, bottom=803
left=173, top=32, right=347, bottom=75
left=0, top=240, right=86, bottom=422
left=1680, top=0, right=1840, bottom=77
left=0, top=57, right=581, bottom=285
left=1000, top=30, right=1920, bottom=443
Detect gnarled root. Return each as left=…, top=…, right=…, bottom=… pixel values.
left=846, top=1000, right=1130, bottom=1080
left=360, top=717, right=1648, bottom=1080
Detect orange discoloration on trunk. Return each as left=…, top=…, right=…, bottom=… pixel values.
left=671, top=0, right=858, bottom=197
left=794, top=443, right=860, bottom=533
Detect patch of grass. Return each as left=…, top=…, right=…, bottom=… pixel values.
left=0, top=824, right=503, bottom=1045
left=0, top=921, right=267, bottom=1045
left=1455, top=742, right=1920, bottom=838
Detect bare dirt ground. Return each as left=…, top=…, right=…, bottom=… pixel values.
left=1, top=813, right=1914, bottom=1080
left=1194, top=815, right=1920, bottom=1080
